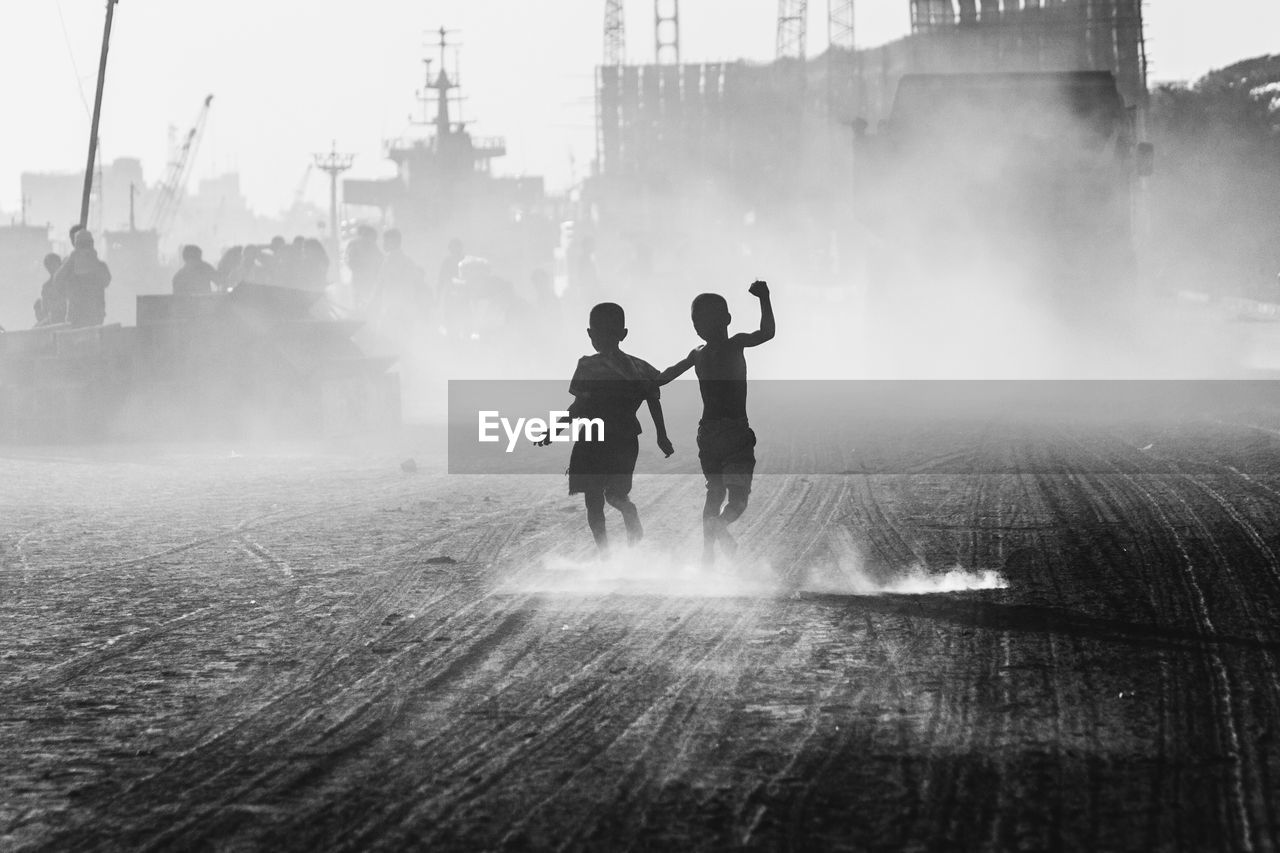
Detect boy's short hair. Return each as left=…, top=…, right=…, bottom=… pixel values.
left=182, top=244, right=202, bottom=261
left=589, top=302, right=626, bottom=332
left=692, top=293, right=729, bottom=317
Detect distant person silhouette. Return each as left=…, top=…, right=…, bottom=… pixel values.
left=375, top=228, right=427, bottom=318
left=541, top=302, right=674, bottom=556
left=346, top=225, right=382, bottom=308
left=658, top=281, right=775, bottom=566
left=58, top=230, right=111, bottom=328
left=172, top=245, right=218, bottom=295
left=34, top=252, right=65, bottom=326
left=239, top=245, right=270, bottom=285
left=438, top=238, right=465, bottom=294
left=300, top=238, right=331, bottom=291
left=215, top=246, right=244, bottom=292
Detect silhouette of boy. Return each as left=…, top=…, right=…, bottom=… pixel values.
left=544, top=302, right=674, bottom=555
left=659, top=281, right=775, bottom=565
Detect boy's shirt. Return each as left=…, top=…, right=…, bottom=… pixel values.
left=689, top=339, right=748, bottom=422
left=568, top=350, right=661, bottom=438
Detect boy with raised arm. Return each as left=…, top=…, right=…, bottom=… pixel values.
left=658, top=281, right=775, bottom=565
left=545, top=302, right=674, bottom=556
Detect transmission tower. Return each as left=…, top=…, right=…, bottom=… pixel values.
left=604, top=0, right=625, bottom=65
left=313, top=141, right=355, bottom=268
left=828, top=0, right=855, bottom=51
left=655, top=0, right=679, bottom=64
left=777, top=0, right=808, bottom=61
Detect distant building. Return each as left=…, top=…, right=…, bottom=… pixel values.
left=21, top=157, right=153, bottom=239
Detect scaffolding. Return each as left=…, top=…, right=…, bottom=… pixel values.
left=906, top=0, right=1146, bottom=105
left=655, top=0, right=680, bottom=64
left=829, top=0, right=856, bottom=51
left=595, top=0, right=1148, bottom=207
left=604, top=0, right=625, bottom=66
left=777, top=0, right=809, bottom=61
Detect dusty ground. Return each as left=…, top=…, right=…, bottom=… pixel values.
left=3, top=421, right=1280, bottom=851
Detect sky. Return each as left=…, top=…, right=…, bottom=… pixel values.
left=0, top=0, right=1276, bottom=218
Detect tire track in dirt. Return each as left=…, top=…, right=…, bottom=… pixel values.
left=7, top=604, right=229, bottom=695
left=1066, top=434, right=1261, bottom=852
left=317, top=602, right=763, bottom=850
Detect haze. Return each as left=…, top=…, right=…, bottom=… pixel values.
left=0, top=0, right=1275, bottom=219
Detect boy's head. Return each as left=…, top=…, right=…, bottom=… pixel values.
left=691, top=293, right=731, bottom=342
left=587, top=302, right=627, bottom=351
left=182, top=244, right=202, bottom=264
left=43, top=253, right=62, bottom=275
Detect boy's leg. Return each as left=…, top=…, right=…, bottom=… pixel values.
left=603, top=438, right=643, bottom=546
left=604, top=488, right=643, bottom=545
left=712, top=485, right=749, bottom=558
left=584, top=489, right=608, bottom=554
left=720, top=486, right=750, bottom=524
left=702, top=479, right=727, bottom=564
left=714, top=426, right=756, bottom=552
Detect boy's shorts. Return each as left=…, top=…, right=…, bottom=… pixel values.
left=697, top=418, right=756, bottom=492
left=568, top=432, right=640, bottom=497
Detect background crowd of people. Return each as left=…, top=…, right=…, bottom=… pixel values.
left=19, top=220, right=610, bottom=382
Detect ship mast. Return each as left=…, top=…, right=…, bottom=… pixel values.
left=431, top=27, right=454, bottom=138
left=81, top=0, right=119, bottom=229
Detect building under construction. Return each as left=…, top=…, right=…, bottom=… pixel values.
left=590, top=0, right=1148, bottom=254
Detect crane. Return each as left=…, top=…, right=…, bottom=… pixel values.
left=148, top=94, right=213, bottom=237
left=291, top=163, right=313, bottom=210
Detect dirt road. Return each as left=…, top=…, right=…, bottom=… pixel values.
left=3, top=422, right=1280, bottom=851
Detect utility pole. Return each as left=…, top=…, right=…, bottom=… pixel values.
left=81, top=0, right=119, bottom=229
left=313, top=142, right=354, bottom=269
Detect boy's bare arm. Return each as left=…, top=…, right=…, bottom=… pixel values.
left=647, top=396, right=674, bottom=457
left=657, top=353, right=695, bottom=385
left=733, top=280, right=775, bottom=347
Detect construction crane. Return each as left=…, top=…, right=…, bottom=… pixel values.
left=291, top=163, right=313, bottom=210
left=777, top=0, right=808, bottom=61
left=148, top=94, right=213, bottom=237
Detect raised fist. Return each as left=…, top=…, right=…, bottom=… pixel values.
left=748, top=280, right=769, bottom=298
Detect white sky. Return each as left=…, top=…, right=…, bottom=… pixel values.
left=0, top=0, right=1276, bottom=216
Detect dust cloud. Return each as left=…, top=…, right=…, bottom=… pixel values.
left=508, top=548, right=1006, bottom=599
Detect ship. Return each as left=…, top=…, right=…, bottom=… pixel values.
left=343, top=28, right=557, bottom=282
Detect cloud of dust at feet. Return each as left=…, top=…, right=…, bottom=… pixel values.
left=502, top=545, right=1006, bottom=599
